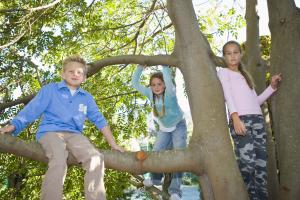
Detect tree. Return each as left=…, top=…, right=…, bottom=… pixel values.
left=267, top=0, right=300, bottom=199
left=1, top=0, right=299, bottom=199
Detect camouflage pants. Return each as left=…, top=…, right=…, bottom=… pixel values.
left=229, top=114, right=268, bottom=200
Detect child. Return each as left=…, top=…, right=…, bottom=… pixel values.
left=0, top=55, right=124, bottom=200
left=217, top=40, right=281, bottom=200
left=131, top=65, right=187, bottom=200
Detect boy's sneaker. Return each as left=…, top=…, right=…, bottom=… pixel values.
left=169, top=193, right=181, bottom=200
left=143, top=179, right=153, bottom=187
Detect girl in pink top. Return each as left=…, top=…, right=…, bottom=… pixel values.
left=217, top=41, right=281, bottom=200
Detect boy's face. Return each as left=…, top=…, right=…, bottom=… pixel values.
left=61, top=62, right=86, bottom=90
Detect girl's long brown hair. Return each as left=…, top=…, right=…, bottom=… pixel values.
left=222, top=40, right=254, bottom=89
left=149, top=72, right=166, bottom=117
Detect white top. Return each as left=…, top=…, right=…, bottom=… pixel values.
left=69, top=89, right=77, bottom=96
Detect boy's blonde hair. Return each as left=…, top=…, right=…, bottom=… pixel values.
left=62, top=55, right=87, bottom=75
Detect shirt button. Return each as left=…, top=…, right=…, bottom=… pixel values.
left=69, top=101, right=72, bottom=103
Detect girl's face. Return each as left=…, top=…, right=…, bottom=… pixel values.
left=223, top=43, right=241, bottom=71
left=150, top=78, right=165, bottom=95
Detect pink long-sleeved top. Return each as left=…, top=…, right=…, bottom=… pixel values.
left=217, top=68, right=276, bottom=116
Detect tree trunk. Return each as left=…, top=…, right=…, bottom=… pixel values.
left=245, top=0, right=279, bottom=198
left=167, top=0, right=248, bottom=199
left=267, top=0, right=300, bottom=199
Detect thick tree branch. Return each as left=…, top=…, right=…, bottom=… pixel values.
left=209, top=51, right=225, bottom=67
left=88, top=54, right=177, bottom=76
left=0, top=54, right=177, bottom=111
left=267, top=0, right=298, bottom=32
left=0, top=134, right=200, bottom=175
left=245, top=0, right=267, bottom=93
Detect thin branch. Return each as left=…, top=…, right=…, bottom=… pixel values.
left=209, top=51, right=225, bottom=67
left=0, top=94, right=35, bottom=112
left=0, top=0, right=60, bottom=50
left=29, top=0, right=61, bottom=12
left=0, top=0, right=61, bottom=13
left=94, top=0, right=159, bottom=54
left=0, top=8, right=27, bottom=13
left=0, top=31, right=26, bottom=50
left=100, top=91, right=138, bottom=101
left=141, top=23, right=173, bottom=46
left=84, top=19, right=144, bottom=33
left=11, top=50, right=43, bottom=87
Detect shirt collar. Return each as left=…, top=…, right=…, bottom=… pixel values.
left=58, top=81, right=86, bottom=95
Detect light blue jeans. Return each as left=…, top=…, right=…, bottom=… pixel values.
left=151, top=119, right=187, bottom=197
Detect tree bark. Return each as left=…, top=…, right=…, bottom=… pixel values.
left=245, top=1, right=279, bottom=198
left=267, top=0, right=300, bottom=199
left=167, top=0, right=248, bottom=199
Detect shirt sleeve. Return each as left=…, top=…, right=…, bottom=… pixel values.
left=86, top=95, right=108, bottom=130
left=131, top=65, right=150, bottom=97
left=256, top=85, right=277, bottom=105
left=217, top=68, right=238, bottom=115
left=162, top=66, right=176, bottom=95
left=11, top=85, right=51, bottom=136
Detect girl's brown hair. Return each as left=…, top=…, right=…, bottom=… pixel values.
left=222, top=41, right=254, bottom=89
left=149, top=72, right=166, bottom=117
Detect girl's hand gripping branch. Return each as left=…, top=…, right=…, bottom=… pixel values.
left=270, top=73, right=282, bottom=90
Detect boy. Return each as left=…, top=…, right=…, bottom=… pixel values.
left=0, top=55, right=124, bottom=200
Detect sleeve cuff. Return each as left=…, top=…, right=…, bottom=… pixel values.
left=10, top=120, right=20, bottom=137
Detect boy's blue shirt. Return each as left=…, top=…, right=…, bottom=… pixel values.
left=11, top=81, right=107, bottom=141
left=131, top=66, right=183, bottom=128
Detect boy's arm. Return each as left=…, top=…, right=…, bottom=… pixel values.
left=9, top=85, right=51, bottom=136
left=100, top=126, right=124, bottom=152
left=86, top=96, right=124, bottom=152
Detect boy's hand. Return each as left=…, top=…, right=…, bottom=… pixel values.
left=0, top=124, right=15, bottom=134
left=271, top=73, right=282, bottom=89
left=111, top=144, right=125, bottom=153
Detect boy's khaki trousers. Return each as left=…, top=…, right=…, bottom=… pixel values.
left=39, top=132, right=106, bottom=200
